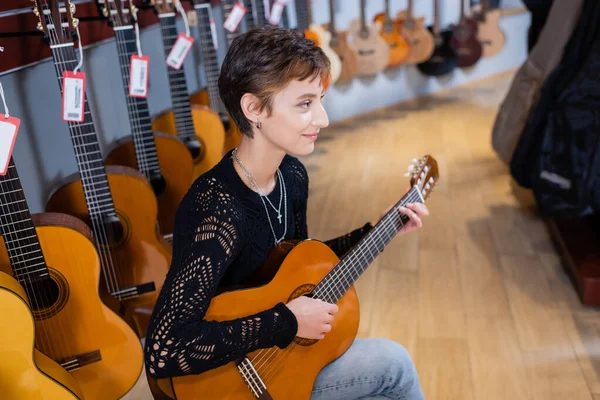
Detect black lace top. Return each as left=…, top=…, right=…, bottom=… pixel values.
left=144, top=150, right=373, bottom=379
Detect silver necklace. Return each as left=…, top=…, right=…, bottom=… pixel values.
left=232, top=148, right=288, bottom=244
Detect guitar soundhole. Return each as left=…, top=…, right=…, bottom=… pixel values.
left=288, top=283, right=320, bottom=347
left=150, top=173, right=167, bottom=197
left=185, top=138, right=206, bottom=163
left=102, top=212, right=131, bottom=248
left=26, top=268, right=69, bottom=320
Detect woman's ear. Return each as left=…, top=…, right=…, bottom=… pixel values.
left=240, top=93, right=264, bottom=126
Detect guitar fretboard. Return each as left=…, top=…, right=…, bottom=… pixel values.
left=295, top=0, right=312, bottom=31
left=253, top=0, right=269, bottom=26
left=113, top=26, right=161, bottom=178
left=222, top=0, right=256, bottom=48
left=0, top=159, right=49, bottom=283
left=158, top=13, right=196, bottom=141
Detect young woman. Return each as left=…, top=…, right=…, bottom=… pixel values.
left=145, top=26, right=428, bottom=400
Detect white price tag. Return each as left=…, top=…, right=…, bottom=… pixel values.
left=166, top=33, right=195, bottom=70
left=210, top=19, right=219, bottom=50
left=129, top=55, right=149, bottom=98
left=62, top=71, right=86, bottom=122
left=269, top=1, right=285, bottom=25
left=223, top=2, right=247, bottom=33
left=263, top=0, right=271, bottom=19
left=0, top=116, right=19, bottom=176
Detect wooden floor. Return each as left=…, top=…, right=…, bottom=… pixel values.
left=125, top=71, right=600, bottom=399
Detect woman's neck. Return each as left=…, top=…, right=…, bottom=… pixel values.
left=233, top=134, right=286, bottom=194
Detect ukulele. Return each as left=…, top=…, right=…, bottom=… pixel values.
left=450, top=0, right=483, bottom=68
left=0, top=271, right=83, bottom=399
left=327, top=0, right=358, bottom=83
left=150, top=0, right=225, bottom=179
left=37, top=0, right=171, bottom=338
left=397, top=0, right=435, bottom=64
left=99, top=0, right=194, bottom=239
left=152, top=156, right=439, bottom=400
left=475, top=0, right=506, bottom=58
left=373, top=0, right=411, bottom=67
left=0, top=158, right=143, bottom=399
left=417, top=0, right=458, bottom=76
left=348, top=0, right=390, bottom=77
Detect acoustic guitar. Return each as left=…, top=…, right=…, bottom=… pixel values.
left=99, top=0, right=194, bottom=240
left=373, top=0, right=411, bottom=67
left=417, top=0, right=458, bottom=76
left=0, top=158, right=143, bottom=399
left=475, top=0, right=506, bottom=58
left=37, top=0, right=171, bottom=338
left=450, top=0, right=483, bottom=68
left=151, top=0, right=225, bottom=179
left=0, top=271, right=83, bottom=400
left=326, top=0, right=358, bottom=84
left=396, top=0, right=435, bottom=64
left=348, top=0, right=390, bottom=77
left=152, top=156, right=439, bottom=399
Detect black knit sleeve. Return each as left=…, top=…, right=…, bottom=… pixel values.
left=144, top=177, right=298, bottom=379
left=289, top=157, right=373, bottom=257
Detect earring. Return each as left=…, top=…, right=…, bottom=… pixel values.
left=255, top=120, right=261, bottom=129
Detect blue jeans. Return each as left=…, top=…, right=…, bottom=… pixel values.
left=310, top=338, right=425, bottom=400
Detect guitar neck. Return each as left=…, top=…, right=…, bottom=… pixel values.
left=313, top=187, right=424, bottom=303
left=328, top=0, right=337, bottom=33
left=112, top=27, right=161, bottom=179
left=359, top=0, right=367, bottom=34
left=433, top=0, right=440, bottom=36
left=460, top=0, right=465, bottom=20
left=50, top=44, right=117, bottom=220
left=295, top=0, right=312, bottom=31
left=253, top=0, right=269, bottom=26
left=222, top=0, right=252, bottom=48
left=158, top=14, right=196, bottom=142
left=194, top=3, right=226, bottom=115
left=0, top=158, right=49, bottom=283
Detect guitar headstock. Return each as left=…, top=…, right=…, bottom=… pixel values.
left=404, top=155, right=439, bottom=200
left=97, top=0, right=136, bottom=27
left=33, top=0, right=78, bottom=45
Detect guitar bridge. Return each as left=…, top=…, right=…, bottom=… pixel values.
left=235, top=357, right=273, bottom=399
left=59, top=350, right=102, bottom=372
left=111, top=282, right=156, bottom=300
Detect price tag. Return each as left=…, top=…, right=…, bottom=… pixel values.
left=0, top=116, right=19, bottom=176
left=269, top=1, right=285, bottom=25
left=223, top=2, right=246, bottom=33
left=166, top=33, right=195, bottom=70
left=129, top=55, right=149, bottom=98
left=263, top=0, right=271, bottom=20
left=210, top=19, right=219, bottom=50
left=62, top=71, right=86, bottom=122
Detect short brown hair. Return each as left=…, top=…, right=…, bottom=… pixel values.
left=218, top=25, right=330, bottom=137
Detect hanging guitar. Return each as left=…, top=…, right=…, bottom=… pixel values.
left=373, top=0, right=411, bottom=67
left=37, top=0, right=171, bottom=339
left=475, top=0, right=506, bottom=58
left=150, top=0, right=225, bottom=178
left=417, top=0, right=458, bottom=76
left=326, top=0, right=359, bottom=83
left=397, top=0, right=435, bottom=64
left=0, top=157, right=143, bottom=399
left=151, top=156, right=439, bottom=399
left=98, top=0, right=194, bottom=240
left=450, top=0, right=483, bottom=68
left=348, top=0, right=390, bottom=77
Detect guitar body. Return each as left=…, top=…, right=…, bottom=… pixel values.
left=0, top=271, right=83, bottom=400
left=373, top=13, right=411, bottom=67
left=329, top=30, right=359, bottom=83
left=477, top=9, right=506, bottom=58
left=105, top=132, right=194, bottom=236
left=450, top=17, right=483, bottom=67
left=160, top=239, right=360, bottom=399
left=45, top=165, right=171, bottom=338
left=348, top=20, right=390, bottom=76
left=0, top=213, right=143, bottom=400
left=396, top=12, right=435, bottom=64
left=152, top=105, right=226, bottom=179
left=417, top=27, right=459, bottom=76
left=310, top=23, right=342, bottom=84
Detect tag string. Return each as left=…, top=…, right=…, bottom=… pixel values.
left=175, top=0, right=191, bottom=38
left=73, top=23, right=84, bottom=74
left=132, top=6, right=143, bottom=57
left=0, top=82, right=9, bottom=119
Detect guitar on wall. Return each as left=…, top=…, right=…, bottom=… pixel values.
left=450, top=0, right=483, bottom=67
left=97, top=0, right=194, bottom=240
left=397, top=0, right=435, bottom=64
left=474, top=0, right=506, bottom=58
left=417, top=0, right=458, bottom=76
left=0, top=157, right=143, bottom=399
left=373, top=0, right=411, bottom=67
left=348, top=0, right=390, bottom=77
left=151, top=0, right=225, bottom=179
left=36, top=0, right=171, bottom=339
left=153, top=156, right=439, bottom=399
left=326, top=0, right=358, bottom=83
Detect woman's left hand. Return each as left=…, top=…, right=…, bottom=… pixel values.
left=371, top=191, right=429, bottom=235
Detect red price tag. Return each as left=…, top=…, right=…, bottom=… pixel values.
left=129, top=55, right=149, bottom=98
left=166, top=33, right=195, bottom=70
left=62, top=71, right=86, bottom=122
left=269, top=1, right=285, bottom=25
left=223, top=2, right=247, bottom=33
left=0, top=116, right=19, bottom=176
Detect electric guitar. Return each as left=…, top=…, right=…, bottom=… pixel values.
left=397, top=0, right=435, bottom=64
left=0, top=157, right=143, bottom=399
left=348, top=0, right=390, bottom=77
left=327, top=0, right=359, bottom=83
left=373, top=0, right=411, bottom=67
left=36, top=0, right=171, bottom=339
left=151, top=156, right=439, bottom=399
left=417, top=0, right=458, bottom=76
left=450, top=0, right=483, bottom=67
left=99, top=0, right=194, bottom=240
left=475, top=0, right=506, bottom=58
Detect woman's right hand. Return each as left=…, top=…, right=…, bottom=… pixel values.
left=285, top=296, right=339, bottom=340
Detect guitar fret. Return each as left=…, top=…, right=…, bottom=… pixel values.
left=11, top=258, right=45, bottom=267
